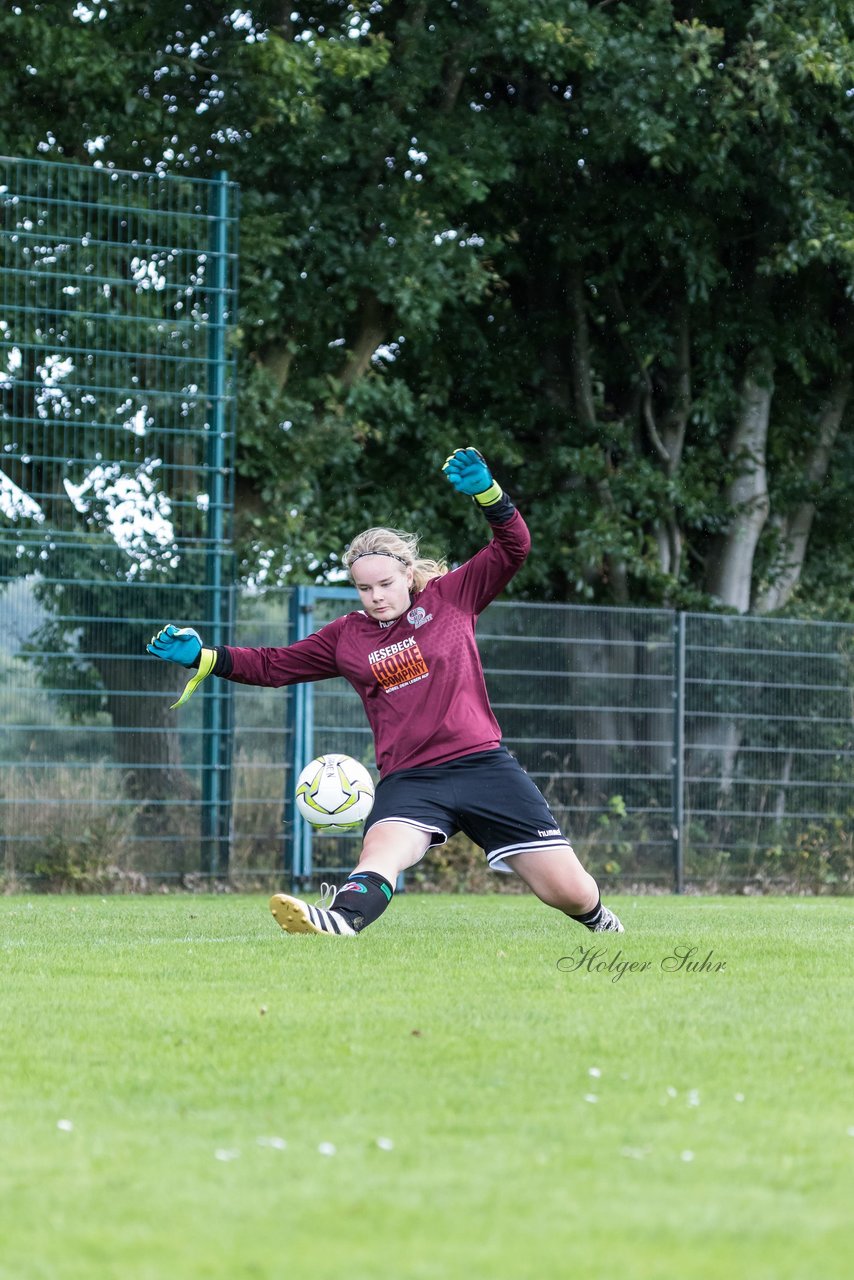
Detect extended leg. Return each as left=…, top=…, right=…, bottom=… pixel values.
left=270, top=822, right=431, bottom=937
left=353, top=820, right=432, bottom=882
left=510, top=845, right=624, bottom=932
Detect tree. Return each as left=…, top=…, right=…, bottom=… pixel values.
left=4, top=2, right=853, bottom=613
left=228, top=1, right=854, bottom=614
left=3, top=1, right=853, bottom=842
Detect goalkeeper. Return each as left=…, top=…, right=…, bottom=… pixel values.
left=147, top=448, right=624, bottom=938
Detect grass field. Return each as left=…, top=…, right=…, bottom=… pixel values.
left=1, top=893, right=852, bottom=1280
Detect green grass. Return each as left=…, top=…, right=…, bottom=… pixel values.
left=1, top=894, right=852, bottom=1280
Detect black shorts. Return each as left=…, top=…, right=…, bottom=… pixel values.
left=363, top=747, right=572, bottom=873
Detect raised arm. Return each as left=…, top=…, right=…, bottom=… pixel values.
left=439, top=446, right=531, bottom=614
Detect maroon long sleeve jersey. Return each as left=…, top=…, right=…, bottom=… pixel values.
left=214, top=504, right=531, bottom=778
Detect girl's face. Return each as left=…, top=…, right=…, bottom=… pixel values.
left=352, top=556, right=413, bottom=623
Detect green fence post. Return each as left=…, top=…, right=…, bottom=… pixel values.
left=288, top=586, right=316, bottom=889
left=282, top=586, right=301, bottom=886
left=672, top=611, right=686, bottom=893
left=202, top=170, right=232, bottom=878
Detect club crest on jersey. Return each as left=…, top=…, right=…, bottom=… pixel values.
left=406, top=606, right=432, bottom=629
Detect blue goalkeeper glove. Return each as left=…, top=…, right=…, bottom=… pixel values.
left=147, top=625, right=215, bottom=708
left=442, top=447, right=503, bottom=507
left=147, top=624, right=203, bottom=667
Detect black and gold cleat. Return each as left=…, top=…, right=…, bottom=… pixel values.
left=269, top=892, right=356, bottom=936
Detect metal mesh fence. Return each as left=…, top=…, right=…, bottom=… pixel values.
left=682, top=612, right=854, bottom=887
left=0, top=156, right=238, bottom=884
left=275, top=592, right=854, bottom=893
left=229, top=588, right=295, bottom=881
left=3, top=580, right=853, bottom=892
left=478, top=601, right=676, bottom=882
left=1, top=158, right=852, bottom=895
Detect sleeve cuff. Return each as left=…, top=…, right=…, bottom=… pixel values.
left=478, top=490, right=516, bottom=526
left=212, top=646, right=232, bottom=676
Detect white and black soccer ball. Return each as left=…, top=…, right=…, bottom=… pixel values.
left=294, top=753, right=375, bottom=831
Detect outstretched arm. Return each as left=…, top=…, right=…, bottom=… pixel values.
left=147, top=620, right=344, bottom=707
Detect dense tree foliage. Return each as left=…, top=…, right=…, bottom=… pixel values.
left=2, top=1, right=854, bottom=615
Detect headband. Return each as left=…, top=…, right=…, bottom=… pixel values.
left=349, top=550, right=409, bottom=566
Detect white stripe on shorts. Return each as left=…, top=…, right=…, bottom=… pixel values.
left=486, top=838, right=574, bottom=873
left=367, top=817, right=448, bottom=845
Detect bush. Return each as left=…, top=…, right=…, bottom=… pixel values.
left=1, top=765, right=142, bottom=892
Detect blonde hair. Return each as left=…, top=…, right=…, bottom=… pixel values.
left=345, top=527, right=448, bottom=592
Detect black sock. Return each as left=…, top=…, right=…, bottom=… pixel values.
left=330, top=871, right=394, bottom=933
left=570, top=896, right=605, bottom=931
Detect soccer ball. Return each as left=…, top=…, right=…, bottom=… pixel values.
left=295, top=753, right=375, bottom=831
